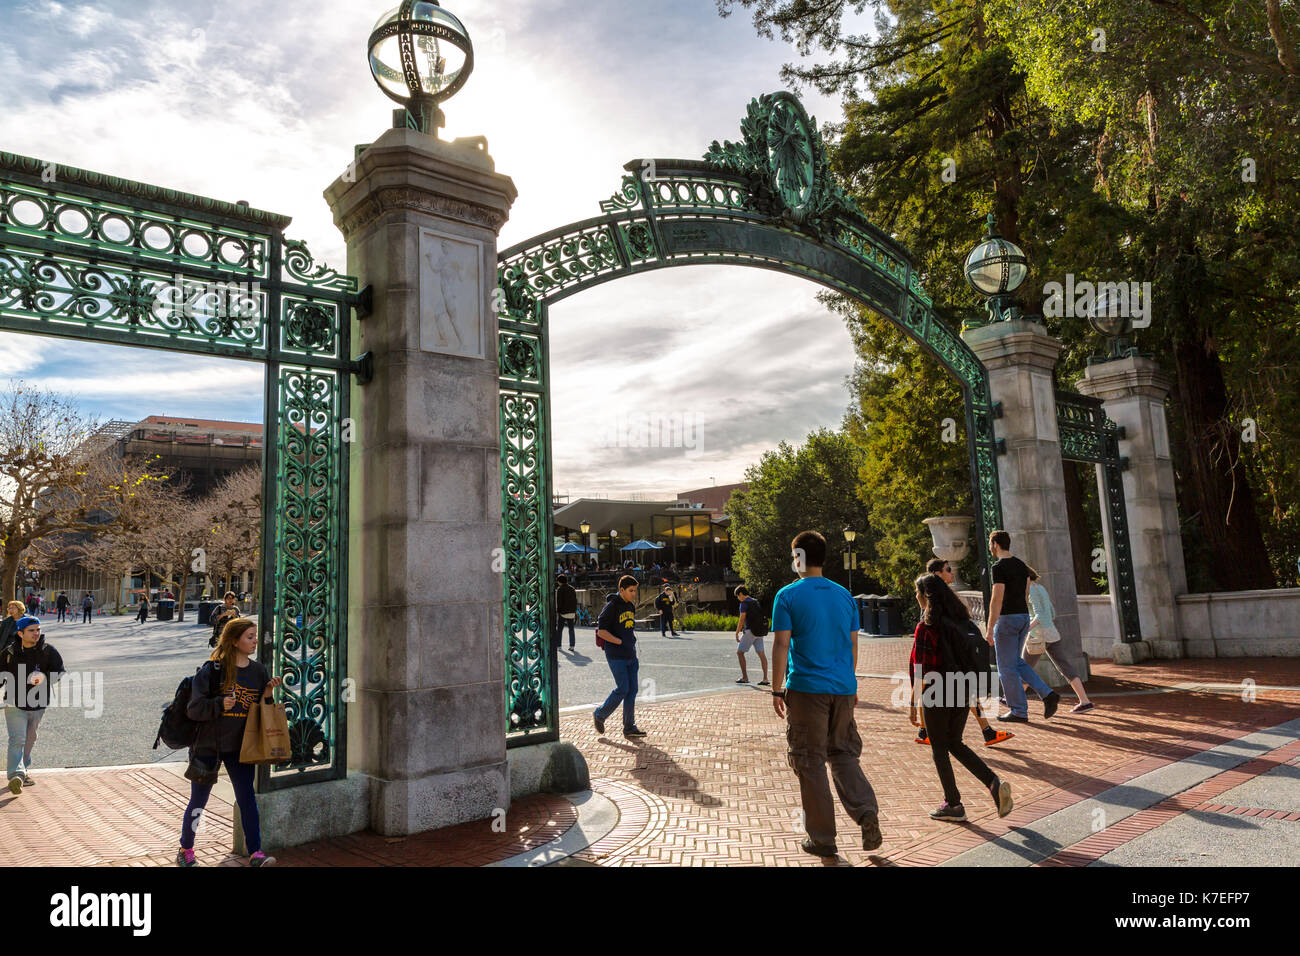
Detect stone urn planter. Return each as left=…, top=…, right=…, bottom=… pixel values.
left=923, top=516, right=974, bottom=590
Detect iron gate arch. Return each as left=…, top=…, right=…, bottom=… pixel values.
left=0, top=150, right=366, bottom=789
left=497, top=91, right=1006, bottom=745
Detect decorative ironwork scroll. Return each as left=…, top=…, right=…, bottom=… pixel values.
left=0, top=151, right=366, bottom=788
left=497, top=91, right=1005, bottom=746
left=1055, top=390, right=1142, bottom=642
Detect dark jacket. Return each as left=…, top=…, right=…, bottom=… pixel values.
left=555, top=584, right=577, bottom=615
left=0, top=616, right=17, bottom=653
left=187, top=658, right=270, bottom=756
left=596, top=593, right=637, bottom=660
left=1, top=636, right=66, bottom=711
left=56, top=594, right=69, bottom=610
left=210, top=604, right=241, bottom=647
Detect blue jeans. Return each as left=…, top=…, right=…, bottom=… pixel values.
left=993, top=614, right=1053, bottom=717
left=594, top=656, right=639, bottom=730
left=5, top=707, right=44, bottom=780
left=180, top=751, right=260, bottom=853
left=553, top=615, right=576, bottom=649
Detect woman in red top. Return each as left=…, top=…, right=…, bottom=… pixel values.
left=910, top=573, right=1014, bottom=822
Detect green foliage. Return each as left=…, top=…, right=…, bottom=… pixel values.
left=727, top=428, right=880, bottom=599
left=679, top=612, right=740, bottom=632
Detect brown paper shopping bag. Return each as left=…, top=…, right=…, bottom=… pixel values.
left=240, top=695, right=292, bottom=764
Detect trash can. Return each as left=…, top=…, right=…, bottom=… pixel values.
left=197, top=601, right=218, bottom=626
left=855, top=594, right=880, bottom=634
left=157, top=600, right=175, bottom=622
left=876, top=595, right=905, bottom=636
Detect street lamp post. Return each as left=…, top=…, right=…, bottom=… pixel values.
left=843, top=527, right=857, bottom=593
left=609, top=529, right=618, bottom=567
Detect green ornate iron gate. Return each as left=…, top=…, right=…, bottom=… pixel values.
left=496, top=92, right=1005, bottom=746
left=0, top=151, right=367, bottom=789
left=1056, top=390, right=1142, bottom=642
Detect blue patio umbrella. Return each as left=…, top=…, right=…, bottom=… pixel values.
left=555, top=541, right=598, bottom=554
left=620, top=539, right=663, bottom=552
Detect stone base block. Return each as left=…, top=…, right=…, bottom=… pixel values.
left=234, top=774, right=372, bottom=854
left=507, top=741, right=590, bottom=799
left=1111, top=640, right=1152, bottom=665
left=1183, top=639, right=1216, bottom=658
left=1151, top=640, right=1185, bottom=660
left=369, top=761, right=508, bottom=836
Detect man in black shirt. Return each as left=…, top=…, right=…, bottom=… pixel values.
left=593, top=576, right=646, bottom=740
left=654, top=585, right=679, bottom=636
left=554, top=575, right=578, bottom=651
left=985, top=531, right=1059, bottom=722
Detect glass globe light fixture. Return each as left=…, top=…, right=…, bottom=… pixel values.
left=962, top=214, right=1029, bottom=325
left=368, top=1, right=474, bottom=135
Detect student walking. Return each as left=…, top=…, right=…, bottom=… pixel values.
left=985, top=531, right=1059, bottom=723
left=554, top=575, right=578, bottom=651
left=0, top=601, right=24, bottom=653
left=910, top=574, right=1013, bottom=822
left=55, top=592, right=69, bottom=623
left=2, top=616, right=65, bottom=794
left=771, top=530, right=881, bottom=858
left=913, top=558, right=1012, bottom=747
left=80, top=593, right=93, bottom=623
left=733, top=586, right=770, bottom=685
left=655, top=584, right=679, bottom=636
left=136, top=596, right=151, bottom=624
left=1024, top=568, right=1094, bottom=713
left=177, top=617, right=282, bottom=867
left=209, top=592, right=241, bottom=648
left=592, top=576, right=647, bottom=740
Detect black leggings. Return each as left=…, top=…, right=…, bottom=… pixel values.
left=923, top=704, right=996, bottom=807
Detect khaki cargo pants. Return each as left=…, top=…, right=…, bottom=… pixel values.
left=785, top=690, right=878, bottom=846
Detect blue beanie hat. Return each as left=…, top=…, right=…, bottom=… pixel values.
left=14, top=616, right=39, bottom=632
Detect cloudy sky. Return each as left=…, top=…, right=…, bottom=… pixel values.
left=0, top=0, right=876, bottom=499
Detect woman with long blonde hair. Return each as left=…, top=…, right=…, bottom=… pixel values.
left=177, top=617, right=281, bottom=867
left=0, top=601, right=25, bottom=653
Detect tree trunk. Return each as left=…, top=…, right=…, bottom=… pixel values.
left=1062, top=461, right=1100, bottom=594
left=1, top=553, right=17, bottom=606
left=1172, top=335, right=1276, bottom=590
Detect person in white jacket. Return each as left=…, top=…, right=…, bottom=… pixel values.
left=1024, top=568, right=1094, bottom=713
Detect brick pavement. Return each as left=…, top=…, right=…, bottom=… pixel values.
left=2, top=649, right=1297, bottom=867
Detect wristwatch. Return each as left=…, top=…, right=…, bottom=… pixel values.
left=771, top=689, right=786, bottom=698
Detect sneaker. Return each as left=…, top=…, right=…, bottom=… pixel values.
left=929, top=802, right=967, bottom=822
left=7, top=777, right=20, bottom=795
left=983, top=730, right=1015, bottom=747
left=735, top=677, right=750, bottom=684
left=996, top=712, right=1029, bottom=723
left=20, top=773, right=33, bottom=787
left=860, top=811, right=882, bottom=851
left=593, top=712, right=606, bottom=735
left=914, top=731, right=931, bottom=745
left=982, top=725, right=997, bottom=743
left=249, top=851, right=276, bottom=867
left=800, top=837, right=839, bottom=858
left=1043, top=691, right=1061, bottom=720
left=990, top=778, right=1013, bottom=817
left=175, top=848, right=196, bottom=867
left=1072, top=701, right=1095, bottom=713
left=757, top=680, right=770, bottom=686
left=623, top=726, right=647, bottom=739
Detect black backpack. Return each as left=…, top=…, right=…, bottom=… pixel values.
left=747, top=599, right=769, bottom=638
left=153, top=662, right=218, bottom=751
left=937, top=619, right=987, bottom=675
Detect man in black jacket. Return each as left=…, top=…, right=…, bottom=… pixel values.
left=55, top=592, right=70, bottom=623
left=654, top=585, right=679, bottom=636
left=2, top=616, right=65, bottom=794
left=554, top=575, right=578, bottom=651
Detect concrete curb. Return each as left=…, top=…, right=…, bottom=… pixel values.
left=486, top=789, right=619, bottom=867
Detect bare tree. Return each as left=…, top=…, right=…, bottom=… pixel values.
left=0, top=382, right=170, bottom=602
left=201, top=466, right=263, bottom=607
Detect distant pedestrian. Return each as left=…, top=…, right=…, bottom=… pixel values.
left=80, top=593, right=93, bottom=624
left=55, top=592, right=69, bottom=623
left=592, top=575, right=646, bottom=740
left=136, top=596, right=150, bottom=624
left=985, top=531, right=1059, bottom=723
left=654, top=584, right=679, bottom=636
left=25, top=594, right=38, bottom=617
left=912, top=558, right=1012, bottom=748
left=554, top=575, right=578, bottom=651
left=2, top=615, right=65, bottom=794
left=771, top=530, right=881, bottom=858
left=209, top=592, right=241, bottom=648
left=733, top=586, right=770, bottom=686
left=177, top=618, right=282, bottom=867
left=910, top=574, right=1013, bottom=823
left=1024, top=567, right=1094, bottom=713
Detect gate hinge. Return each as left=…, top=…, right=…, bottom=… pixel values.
left=352, top=351, right=374, bottom=385
left=995, top=438, right=1007, bottom=456
left=353, top=285, right=373, bottom=320
left=990, top=402, right=1003, bottom=420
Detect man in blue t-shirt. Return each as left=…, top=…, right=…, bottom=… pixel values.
left=592, top=575, right=647, bottom=740
left=771, top=530, right=881, bottom=858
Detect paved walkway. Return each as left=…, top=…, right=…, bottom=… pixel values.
left=3, top=646, right=1298, bottom=867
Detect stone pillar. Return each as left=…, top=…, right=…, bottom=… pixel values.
left=326, top=128, right=516, bottom=834
left=1077, top=357, right=1187, bottom=660
left=963, top=319, right=1087, bottom=684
